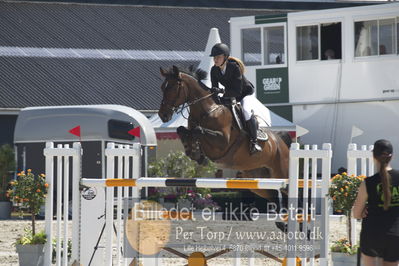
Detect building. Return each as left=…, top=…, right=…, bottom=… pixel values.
left=230, top=2, right=399, bottom=170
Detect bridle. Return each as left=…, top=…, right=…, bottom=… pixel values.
left=161, top=76, right=216, bottom=118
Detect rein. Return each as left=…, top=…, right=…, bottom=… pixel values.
left=163, top=77, right=218, bottom=120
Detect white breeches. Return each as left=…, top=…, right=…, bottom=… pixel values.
left=241, top=94, right=271, bottom=128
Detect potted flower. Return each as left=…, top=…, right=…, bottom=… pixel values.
left=191, top=192, right=219, bottom=210
left=8, top=169, right=48, bottom=266
left=0, top=144, right=15, bottom=219
left=328, top=172, right=365, bottom=265
left=177, top=189, right=192, bottom=209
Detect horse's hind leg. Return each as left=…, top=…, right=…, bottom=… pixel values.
left=270, top=139, right=290, bottom=180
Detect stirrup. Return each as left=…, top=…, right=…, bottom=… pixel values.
left=250, top=142, right=262, bottom=154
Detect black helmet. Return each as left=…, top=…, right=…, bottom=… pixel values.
left=210, top=43, right=230, bottom=57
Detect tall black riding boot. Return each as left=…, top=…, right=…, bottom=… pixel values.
left=246, top=116, right=262, bottom=154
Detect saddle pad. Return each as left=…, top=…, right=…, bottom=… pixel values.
left=257, top=128, right=269, bottom=141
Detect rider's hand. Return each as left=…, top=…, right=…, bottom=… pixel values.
left=210, top=87, right=225, bottom=94
left=361, top=207, right=368, bottom=218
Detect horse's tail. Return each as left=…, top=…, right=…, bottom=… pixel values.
left=276, top=131, right=292, bottom=148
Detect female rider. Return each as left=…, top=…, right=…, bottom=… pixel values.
left=209, top=43, right=270, bottom=154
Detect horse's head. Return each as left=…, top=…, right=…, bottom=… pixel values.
left=158, top=66, right=188, bottom=122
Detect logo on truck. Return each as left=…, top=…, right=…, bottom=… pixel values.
left=263, top=77, right=282, bottom=93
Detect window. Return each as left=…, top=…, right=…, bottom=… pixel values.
left=263, top=26, right=285, bottom=64
left=242, top=28, right=261, bottom=66
left=321, top=23, right=342, bottom=60
left=397, top=18, right=399, bottom=54
left=379, top=19, right=395, bottom=55
left=355, top=18, right=397, bottom=57
left=296, top=25, right=318, bottom=60
left=108, top=119, right=135, bottom=141
left=296, top=22, right=342, bottom=61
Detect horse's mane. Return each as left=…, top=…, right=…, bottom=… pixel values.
left=164, top=65, right=208, bottom=81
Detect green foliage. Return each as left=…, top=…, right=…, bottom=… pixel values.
left=52, top=238, right=72, bottom=263
left=148, top=151, right=217, bottom=205
left=148, top=151, right=216, bottom=178
left=0, top=144, right=16, bottom=201
left=15, top=228, right=47, bottom=245
left=9, top=169, right=48, bottom=239
left=330, top=238, right=359, bottom=255
left=8, top=170, right=48, bottom=216
left=328, top=172, right=365, bottom=254
left=328, top=172, right=365, bottom=216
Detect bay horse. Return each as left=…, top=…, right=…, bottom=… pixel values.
left=158, top=66, right=291, bottom=199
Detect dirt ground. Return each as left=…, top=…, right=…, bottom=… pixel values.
left=0, top=217, right=361, bottom=266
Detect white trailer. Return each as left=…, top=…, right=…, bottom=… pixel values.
left=230, top=2, right=399, bottom=171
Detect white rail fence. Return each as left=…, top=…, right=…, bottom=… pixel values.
left=42, top=142, right=372, bottom=266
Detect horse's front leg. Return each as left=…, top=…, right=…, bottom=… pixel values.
left=176, top=126, right=208, bottom=165
left=192, top=126, right=228, bottom=149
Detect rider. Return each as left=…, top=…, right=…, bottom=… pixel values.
left=209, top=43, right=262, bottom=154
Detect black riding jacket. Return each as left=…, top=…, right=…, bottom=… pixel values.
left=210, top=59, right=254, bottom=102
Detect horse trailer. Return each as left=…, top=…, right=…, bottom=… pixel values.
left=14, top=105, right=157, bottom=179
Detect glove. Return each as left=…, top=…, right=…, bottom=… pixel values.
left=210, top=87, right=225, bottom=94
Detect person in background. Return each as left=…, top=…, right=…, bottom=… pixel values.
left=352, top=139, right=399, bottom=266
left=324, top=49, right=335, bottom=60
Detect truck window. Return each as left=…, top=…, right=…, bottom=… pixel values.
left=397, top=17, right=399, bottom=54
left=241, top=28, right=261, bottom=66
left=296, top=25, right=318, bottom=61
left=297, top=22, right=342, bottom=61
left=321, top=22, right=342, bottom=60
left=355, top=18, right=397, bottom=57
left=379, top=18, right=396, bottom=55
left=263, top=26, right=285, bottom=65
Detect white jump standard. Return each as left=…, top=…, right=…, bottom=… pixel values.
left=43, top=141, right=339, bottom=266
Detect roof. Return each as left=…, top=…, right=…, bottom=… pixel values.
left=0, top=1, right=276, bottom=50
left=14, top=105, right=157, bottom=145
left=0, top=1, right=283, bottom=111
left=0, top=56, right=196, bottom=109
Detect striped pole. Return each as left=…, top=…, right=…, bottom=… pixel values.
left=81, top=177, right=324, bottom=190
left=81, top=177, right=288, bottom=190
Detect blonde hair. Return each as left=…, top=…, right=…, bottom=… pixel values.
left=228, top=56, right=245, bottom=74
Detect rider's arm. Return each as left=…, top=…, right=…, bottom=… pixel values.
left=228, top=62, right=243, bottom=98
left=210, top=66, right=220, bottom=89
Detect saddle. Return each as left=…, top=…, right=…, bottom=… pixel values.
left=230, top=101, right=269, bottom=142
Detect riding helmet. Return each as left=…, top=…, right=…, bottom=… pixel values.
left=210, top=43, right=230, bottom=57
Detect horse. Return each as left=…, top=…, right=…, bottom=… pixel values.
left=158, top=65, right=291, bottom=199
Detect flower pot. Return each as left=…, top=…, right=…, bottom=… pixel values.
left=331, top=251, right=357, bottom=266
left=16, top=244, right=45, bottom=266
left=0, top=201, right=12, bottom=219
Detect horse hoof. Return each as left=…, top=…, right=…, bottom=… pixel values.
left=192, top=126, right=204, bottom=137
left=177, top=126, right=188, bottom=135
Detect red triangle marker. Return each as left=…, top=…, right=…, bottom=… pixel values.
left=69, top=126, right=81, bottom=137
left=128, top=127, right=140, bottom=138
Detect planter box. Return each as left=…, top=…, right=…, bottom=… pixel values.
left=0, top=201, right=11, bottom=219
left=16, top=244, right=45, bottom=266
left=331, top=252, right=357, bottom=266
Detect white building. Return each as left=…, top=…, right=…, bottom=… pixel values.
left=230, top=2, right=399, bottom=171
